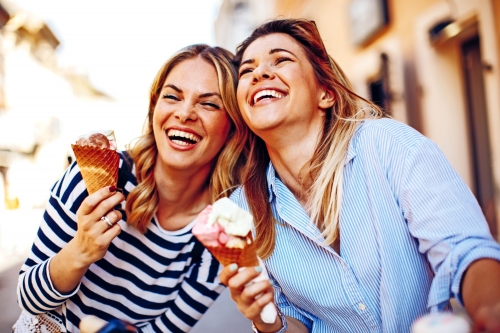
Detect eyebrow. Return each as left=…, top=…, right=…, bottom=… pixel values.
left=163, top=84, right=220, bottom=99
left=240, top=48, right=297, bottom=68
left=269, top=48, right=297, bottom=57
left=163, top=84, right=182, bottom=92
left=199, top=92, right=221, bottom=99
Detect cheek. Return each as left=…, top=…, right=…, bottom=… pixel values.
left=218, top=114, right=232, bottom=141
left=236, top=87, right=251, bottom=123
left=151, top=108, right=160, bottom=132
left=236, top=83, right=248, bottom=109
left=204, top=112, right=232, bottom=146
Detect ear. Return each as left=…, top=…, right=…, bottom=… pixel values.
left=318, top=88, right=335, bottom=109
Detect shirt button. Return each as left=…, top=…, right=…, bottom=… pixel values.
left=358, top=303, right=366, bottom=311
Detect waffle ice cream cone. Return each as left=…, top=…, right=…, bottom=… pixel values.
left=71, top=131, right=119, bottom=195
left=206, top=233, right=259, bottom=267
left=71, top=145, right=119, bottom=194
left=192, top=198, right=277, bottom=324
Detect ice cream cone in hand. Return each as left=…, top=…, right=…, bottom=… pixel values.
left=71, top=131, right=119, bottom=195
left=192, top=197, right=277, bottom=323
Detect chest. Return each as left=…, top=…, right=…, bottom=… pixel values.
left=267, top=160, right=414, bottom=317
left=84, top=221, right=198, bottom=298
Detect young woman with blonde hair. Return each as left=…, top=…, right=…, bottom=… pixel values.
left=220, top=19, right=500, bottom=333
left=15, top=44, right=248, bottom=332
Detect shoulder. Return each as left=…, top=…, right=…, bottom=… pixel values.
left=118, top=150, right=137, bottom=187
left=354, top=118, right=423, bottom=147
left=350, top=118, right=428, bottom=159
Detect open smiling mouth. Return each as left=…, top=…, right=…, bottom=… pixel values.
left=167, top=129, right=201, bottom=146
left=252, top=89, right=285, bottom=106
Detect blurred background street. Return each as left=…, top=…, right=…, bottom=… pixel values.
left=0, top=0, right=499, bottom=331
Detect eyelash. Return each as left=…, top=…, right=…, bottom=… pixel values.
left=276, top=56, right=292, bottom=64
left=239, top=56, right=292, bottom=77
left=239, top=68, right=252, bottom=77
left=163, top=94, right=179, bottom=100
left=202, top=102, right=220, bottom=109
left=163, top=95, right=220, bottom=109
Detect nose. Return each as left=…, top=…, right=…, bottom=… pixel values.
left=174, top=102, right=198, bottom=123
left=252, top=63, right=275, bottom=83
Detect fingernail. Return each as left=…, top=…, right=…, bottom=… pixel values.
left=229, top=263, right=238, bottom=271
left=109, top=186, right=117, bottom=192
left=255, top=266, right=262, bottom=273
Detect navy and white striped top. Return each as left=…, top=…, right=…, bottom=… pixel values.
left=230, top=118, right=500, bottom=333
left=17, top=153, right=224, bottom=333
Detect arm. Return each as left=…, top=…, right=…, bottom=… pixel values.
left=219, top=264, right=309, bottom=333
left=398, top=136, right=500, bottom=327
left=461, top=259, right=500, bottom=332
left=136, top=247, right=225, bottom=332
left=17, top=162, right=124, bottom=313
left=49, top=186, right=124, bottom=293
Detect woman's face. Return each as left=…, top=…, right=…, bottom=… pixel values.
left=153, top=57, right=231, bottom=173
left=237, top=33, right=326, bottom=136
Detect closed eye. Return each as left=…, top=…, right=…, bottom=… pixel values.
left=239, top=67, right=253, bottom=78
left=276, top=56, right=292, bottom=64
left=163, top=94, right=180, bottom=101
left=202, top=102, right=221, bottom=109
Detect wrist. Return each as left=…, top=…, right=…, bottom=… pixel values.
left=64, top=240, right=93, bottom=270
left=252, top=308, right=288, bottom=333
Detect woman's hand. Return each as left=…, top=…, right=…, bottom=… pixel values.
left=462, top=259, right=500, bottom=333
left=219, top=264, right=282, bottom=332
left=72, top=186, right=124, bottom=266
left=50, top=186, right=124, bottom=293
left=473, top=303, right=500, bottom=333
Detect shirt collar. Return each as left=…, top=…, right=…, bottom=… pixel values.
left=345, top=140, right=356, bottom=165
left=265, top=138, right=357, bottom=201
left=266, top=162, right=278, bottom=202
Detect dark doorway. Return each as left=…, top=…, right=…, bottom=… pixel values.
left=461, top=36, right=497, bottom=235
left=368, top=53, right=391, bottom=115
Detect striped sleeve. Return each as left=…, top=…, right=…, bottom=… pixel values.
left=17, top=162, right=85, bottom=314
left=137, top=248, right=224, bottom=332
left=399, top=136, right=500, bottom=311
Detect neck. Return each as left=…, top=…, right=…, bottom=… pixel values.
left=153, top=161, right=212, bottom=231
left=262, top=119, right=323, bottom=207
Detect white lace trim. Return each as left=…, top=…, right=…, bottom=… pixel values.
left=13, top=311, right=66, bottom=333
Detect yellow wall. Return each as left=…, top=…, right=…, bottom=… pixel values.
left=493, top=0, right=500, bottom=69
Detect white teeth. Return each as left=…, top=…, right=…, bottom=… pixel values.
left=167, top=129, right=201, bottom=143
left=253, top=89, right=285, bottom=105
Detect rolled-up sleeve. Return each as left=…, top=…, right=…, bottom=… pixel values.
left=400, top=136, right=500, bottom=311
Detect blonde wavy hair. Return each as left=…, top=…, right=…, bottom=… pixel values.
left=235, top=19, right=383, bottom=259
left=126, top=44, right=248, bottom=233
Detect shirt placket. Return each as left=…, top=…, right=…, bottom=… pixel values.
left=273, top=180, right=380, bottom=332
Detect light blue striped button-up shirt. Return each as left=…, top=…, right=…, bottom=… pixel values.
left=230, top=118, right=500, bottom=332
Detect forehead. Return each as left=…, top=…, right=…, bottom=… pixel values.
left=165, top=57, right=220, bottom=92
left=241, top=33, right=306, bottom=61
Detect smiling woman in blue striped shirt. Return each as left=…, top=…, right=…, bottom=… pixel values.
left=219, top=19, right=500, bottom=333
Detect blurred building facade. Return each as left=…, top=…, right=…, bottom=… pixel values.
left=0, top=3, right=113, bottom=209
left=215, top=0, right=500, bottom=239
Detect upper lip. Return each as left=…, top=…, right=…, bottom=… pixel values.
left=166, top=126, right=202, bottom=142
left=250, top=86, right=287, bottom=106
